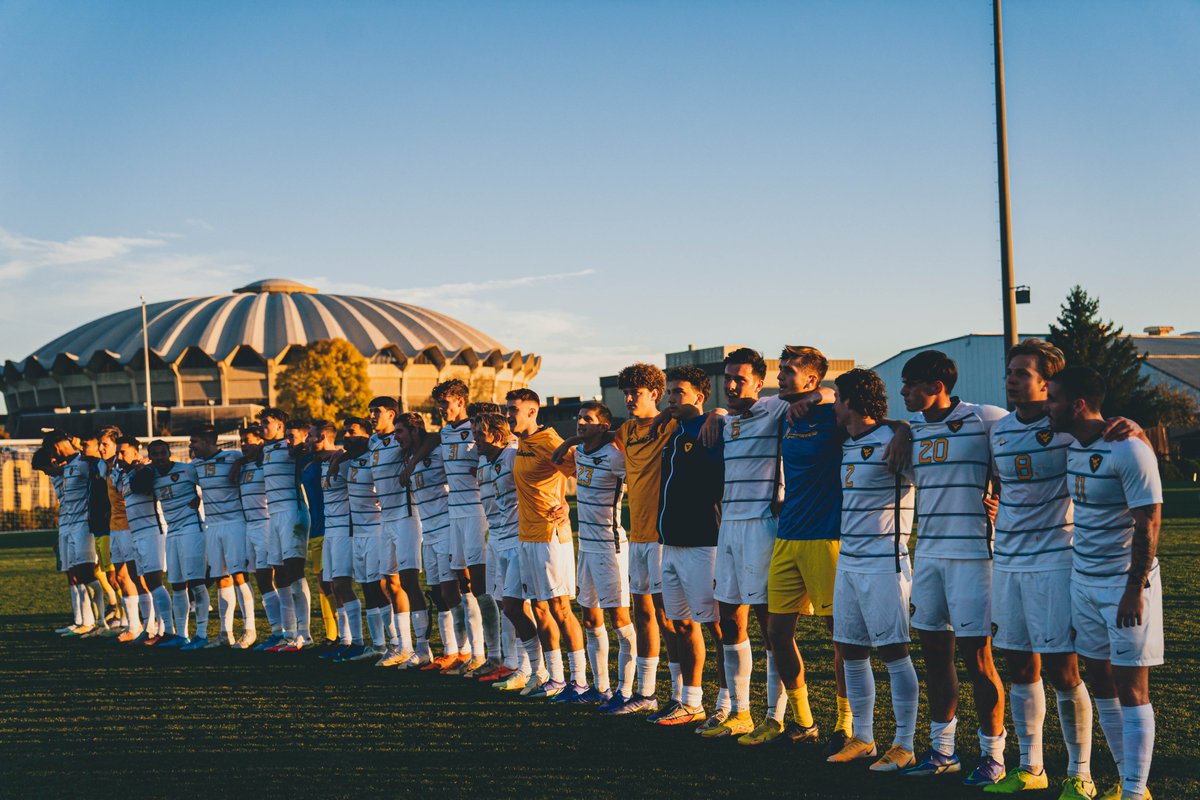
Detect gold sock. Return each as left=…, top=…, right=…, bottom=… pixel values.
left=787, top=684, right=814, bottom=728
left=836, top=694, right=853, bottom=735
left=319, top=592, right=338, bottom=642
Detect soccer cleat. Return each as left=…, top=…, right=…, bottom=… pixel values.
left=314, top=639, right=340, bottom=654
left=272, top=639, right=307, bottom=653
left=333, top=644, right=366, bottom=662
left=655, top=703, right=706, bottom=727
left=116, top=629, right=143, bottom=644
left=447, top=657, right=488, bottom=677
left=870, top=744, right=916, bottom=772
left=402, top=651, right=433, bottom=670
left=823, top=729, right=850, bottom=757
left=376, top=647, right=414, bottom=668
left=253, top=634, right=284, bottom=652
left=477, top=664, right=514, bottom=683
left=156, top=634, right=189, bottom=649
left=232, top=632, right=257, bottom=650
left=494, top=673, right=530, bottom=692
left=518, top=674, right=547, bottom=696
left=204, top=636, right=232, bottom=649
left=901, top=749, right=962, bottom=777
left=699, top=710, right=755, bottom=739
left=573, top=687, right=614, bottom=705
left=646, top=699, right=681, bottom=724
left=964, top=756, right=1007, bottom=787
left=54, top=624, right=79, bottom=634
left=63, top=625, right=94, bottom=638
left=694, top=708, right=729, bottom=735
left=96, top=626, right=121, bottom=639
left=610, top=694, right=660, bottom=716
left=320, top=644, right=350, bottom=660
left=1057, top=776, right=1098, bottom=800
left=143, top=634, right=162, bottom=646
left=597, top=692, right=629, bottom=713
left=179, top=637, right=209, bottom=651
left=783, top=721, right=822, bottom=744
left=549, top=683, right=591, bottom=703
left=264, top=638, right=296, bottom=653
left=441, top=654, right=477, bottom=675
left=421, top=654, right=459, bottom=671
left=984, top=767, right=1049, bottom=793
left=465, top=659, right=501, bottom=679
left=827, top=735, right=879, bottom=763
left=349, top=644, right=387, bottom=662
left=80, top=626, right=107, bottom=639
left=738, top=718, right=784, bottom=746
left=526, top=679, right=567, bottom=700
left=1095, top=786, right=1150, bottom=800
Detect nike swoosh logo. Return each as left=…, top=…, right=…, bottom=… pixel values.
left=1116, top=648, right=1130, bottom=655
left=874, top=631, right=888, bottom=638
left=821, top=603, right=832, bottom=609
left=959, top=622, right=973, bottom=628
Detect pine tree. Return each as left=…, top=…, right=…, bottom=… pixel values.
left=1047, top=286, right=1148, bottom=417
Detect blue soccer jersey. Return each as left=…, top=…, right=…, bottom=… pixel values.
left=777, top=403, right=843, bottom=541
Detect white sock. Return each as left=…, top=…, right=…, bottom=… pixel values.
left=218, top=585, right=236, bottom=638
left=191, top=584, right=210, bottom=640
left=276, top=584, right=296, bottom=637
left=236, top=581, right=256, bottom=632
left=366, top=606, right=386, bottom=647
left=568, top=647, right=589, bottom=689
left=437, top=610, right=457, bottom=655
left=669, top=662, right=683, bottom=703
left=463, top=593, right=483, bottom=659
left=501, top=614, right=518, bottom=669
left=344, top=599, right=363, bottom=645
left=636, top=656, right=659, bottom=698
left=615, top=623, right=636, bottom=697
left=478, top=593, right=501, bottom=661
left=138, top=592, right=154, bottom=631
left=517, top=632, right=532, bottom=676
left=152, top=585, right=174, bottom=635
left=1121, top=703, right=1153, bottom=799
left=337, top=605, right=350, bottom=645
left=886, top=655, right=919, bottom=751
left=723, top=639, right=752, bottom=714
left=262, top=589, right=282, bottom=635
left=1056, top=684, right=1094, bottom=779
left=931, top=716, right=958, bottom=757
left=766, top=650, right=787, bottom=722
left=413, top=608, right=432, bottom=658
left=1096, top=696, right=1125, bottom=779
left=70, top=584, right=83, bottom=625
left=172, top=589, right=191, bottom=638
left=121, top=593, right=142, bottom=635
left=520, top=637, right=543, bottom=679
left=394, top=610, right=412, bottom=653
left=844, top=657, right=876, bottom=745
left=451, top=602, right=471, bottom=655
left=88, top=580, right=107, bottom=625
left=979, top=728, right=1006, bottom=761
left=383, top=603, right=398, bottom=647
left=80, top=584, right=96, bottom=627
left=586, top=627, right=611, bottom=693
left=1011, top=680, right=1045, bottom=772
left=682, top=684, right=703, bottom=709
left=545, top=648, right=565, bottom=683
left=292, top=579, right=311, bottom=641
left=716, top=686, right=731, bottom=713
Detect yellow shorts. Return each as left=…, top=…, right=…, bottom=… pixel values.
left=307, top=536, right=324, bottom=579
left=95, top=536, right=113, bottom=571
left=767, top=538, right=840, bottom=616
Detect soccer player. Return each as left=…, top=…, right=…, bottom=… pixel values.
left=1048, top=367, right=1163, bottom=800
left=897, top=350, right=1007, bottom=784
left=190, top=425, right=255, bottom=648
left=42, top=431, right=104, bottom=637
left=82, top=432, right=120, bottom=635
left=311, top=420, right=360, bottom=660
left=824, top=368, right=921, bottom=771
left=119, top=437, right=173, bottom=645
left=143, top=439, right=209, bottom=648
left=235, top=424, right=269, bottom=650
left=366, top=397, right=430, bottom=668
left=651, top=365, right=726, bottom=726
left=98, top=429, right=148, bottom=643
left=507, top=388, right=590, bottom=700
left=341, top=417, right=391, bottom=661
left=259, top=409, right=313, bottom=652
left=302, top=420, right=340, bottom=651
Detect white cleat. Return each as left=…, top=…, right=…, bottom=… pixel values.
left=232, top=632, right=258, bottom=650
left=376, top=647, right=414, bottom=667
left=55, top=624, right=80, bottom=635
left=401, top=651, right=432, bottom=670
left=350, top=644, right=388, bottom=662
left=205, top=636, right=233, bottom=649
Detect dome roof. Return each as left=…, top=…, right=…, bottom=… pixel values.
left=19, top=279, right=516, bottom=370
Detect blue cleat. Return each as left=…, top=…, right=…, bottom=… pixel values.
left=129, top=631, right=151, bottom=646
left=572, top=687, right=614, bottom=705
left=609, top=694, right=660, bottom=716
left=646, top=699, right=681, bottom=723
left=549, top=683, right=590, bottom=703
left=598, top=692, right=629, bottom=713
left=179, top=637, right=208, bottom=651
left=963, top=756, right=1006, bottom=787
left=253, top=634, right=284, bottom=653
left=156, top=634, right=189, bottom=649
left=525, top=679, right=566, bottom=700
left=333, top=644, right=365, bottom=662
left=900, top=749, right=962, bottom=778
left=320, top=644, right=349, bottom=660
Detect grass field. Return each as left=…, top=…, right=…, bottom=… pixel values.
left=1, top=485, right=1197, bottom=798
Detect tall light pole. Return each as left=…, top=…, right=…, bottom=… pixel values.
left=141, top=296, right=153, bottom=437
left=994, top=0, right=1018, bottom=360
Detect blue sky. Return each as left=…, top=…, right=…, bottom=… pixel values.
left=1, top=0, right=1197, bottom=404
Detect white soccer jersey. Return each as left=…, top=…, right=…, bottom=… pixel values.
left=840, top=425, right=915, bottom=574
left=193, top=449, right=244, bottom=524
left=411, top=448, right=451, bottom=542
left=238, top=461, right=269, bottom=524
left=721, top=395, right=788, bottom=521
left=575, top=441, right=627, bottom=554
left=320, top=458, right=351, bottom=531
left=990, top=412, right=1074, bottom=571
left=154, top=462, right=202, bottom=532
left=122, top=467, right=163, bottom=537
left=368, top=431, right=409, bottom=522
left=440, top=420, right=483, bottom=518
left=1067, top=436, right=1162, bottom=584
left=58, top=453, right=91, bottom=529
left=480, top=445, right=520, bottom=550
left=262, top=439, right=305, bottom=511
left=344, top=454, right=381, bottom=529
left=910, top=399, right=1007, bottom=559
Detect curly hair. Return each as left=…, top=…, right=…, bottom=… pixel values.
left=665, top=365, right=711, bottom=402
left=617, top=362, right=666, bottom=398
left=432, top=378, right=470, bottom=402
left=396, top=412, right=426, bottom=434
left=834, top=369, right=888, bottom=420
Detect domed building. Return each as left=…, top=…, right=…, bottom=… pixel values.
left=1, top=279, right=540, bottom=436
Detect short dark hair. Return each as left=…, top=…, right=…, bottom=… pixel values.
left=1008, top=338, right=1066, bottom=381
left=396, top=412, right=426, bottom=434
left=311, top=419, right=338, bottom=439
left=901, top=350, right=958, bottom=393
left=342, top=416, right=370, bottom=434
left=260, top=407, right=289, bottom=424
left=432, top=379, right=470, bottom=402
left=1050, top=365, right=1106, bottom=413
left=665, top=365, right=711, bottom=402
left=724, top=347, right=767, bottom=380
left=468, top=402, right=503, bottom=417
left=779, top=345, right=829, bottom=381
left=239, top=423, right=264, bottom=438
left=368, top=396, right=399, bottom=412
left=617, top=362, right=666, bottom=397
left=116, top=435, right=141, bottom=449
left=835, top=369, right=888, bottom=420
left=41, top=430, right=69, bottom=448
left=506, top=388, right=541, bottom=405
left=286, top=418, right=311, bottom=431
left=190, top=424, right=218, bottom=444
left=147, top=439, right=170, bottom=451
left=578, top=401, right=613, bottom=427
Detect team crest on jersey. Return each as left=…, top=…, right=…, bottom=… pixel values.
left=592, top=456, right=602, bottom=465
left=381, top=436, right=391, bottom=446
left=684, top=442, right=694, bottom=453
left=423, top=457, right=432, bottom=467
left=1090, top=454, right=1103, bottom=473
left=861, top=445, right=875, bottom=460
left=171, top=473, right=179, bottom=482
left=1036, top=430, right=1054, bottom=447
left=947, top=420, right=964, bottom=433
left=460, top=431, right=469, bottom=441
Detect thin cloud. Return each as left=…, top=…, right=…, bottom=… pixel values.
left=316, top=269, right=596, bottom=304
left=0, top=227, right=167, bottom=280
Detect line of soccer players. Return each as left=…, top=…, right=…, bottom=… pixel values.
left=40, top=340, right=1164, bottom=800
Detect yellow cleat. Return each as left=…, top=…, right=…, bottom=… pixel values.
left=1058, top=776, right=1098, bottom=800
left=985, top=768, right=1050, bottom=793
left=827, top=735, right=879, bottom=763
left=870, top=744, right=916, bottom=772
left=493, top=672, right=529, bottom=691
left=1096, top=787, right=1149, bottom=800
left=698, top=711, right=755, bottom=739
left=738, top=718, right=783, bottom=747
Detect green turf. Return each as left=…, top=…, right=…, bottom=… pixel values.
left=0, top=486, right=1196, bottom=797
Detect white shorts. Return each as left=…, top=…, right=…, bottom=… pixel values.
left=245, top=520, right=271, bottom=571
left=449, top=510, right=487, bottom=570
left=1071, top=566, right=1164, bottom=668
left=911, top=555, right=992, bottom=638
left=57, top=528, right=72, bottom=572
left=352, top=527, right=382, bottom=584
left=834, top=561, right=913, bottom=648
left=133, top=530, right=166, bottom=575
left=423, top=538, right=452, bottom=586
left=628, top=541, right=663, bottom=596
left=992, top=567, right=1074, bottom=653
left=661, top=545, right=717, bottom=624
left=519, top=538, right=575, bottom=602
left=65, top=524, right=97, bottom=568
left=324, top=528, right=352, bottom=581
left=380, top=516, right=422, bottom=575
left=492, top=544, right=522, bottom=599
left=166, top=529, right=207, bottom=583
left=714, top=517, right=777, bottom=606
left=268, top=506, right=308, bottom=565
left=205, top=519, right=248, bottom=578
left=110, top=529, right=135, bottom=566
left=577, top=549, right=631, bottom=609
